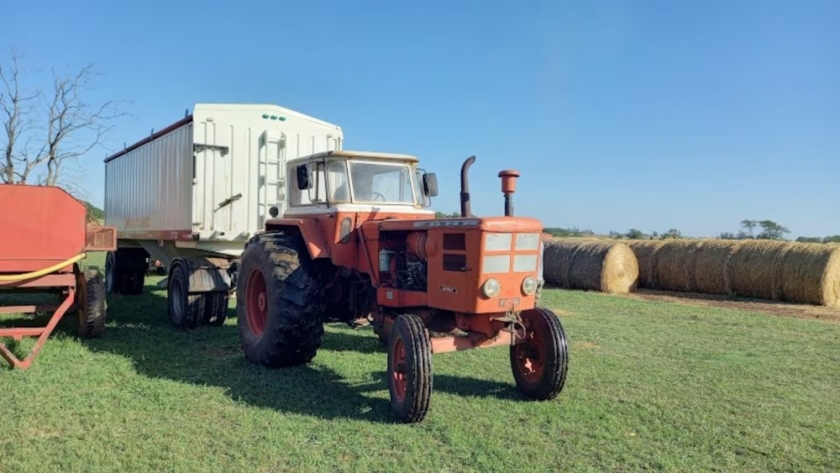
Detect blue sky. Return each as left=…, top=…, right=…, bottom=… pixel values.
left=3, top=0, right=838, bottom=238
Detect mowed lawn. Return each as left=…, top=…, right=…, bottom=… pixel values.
left=1, top=253, right=839, bottom=472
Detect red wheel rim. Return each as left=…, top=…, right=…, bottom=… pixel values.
left=391, top=337, right=407, bottom=401
left=514, top=328, right=546, bottom=383
left=245, top=268, right=268, bottom=337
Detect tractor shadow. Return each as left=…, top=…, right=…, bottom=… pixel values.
left=75, top=287, right=520, bottom=422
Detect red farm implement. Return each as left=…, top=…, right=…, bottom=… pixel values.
left=0, top=184, right=116, bottom=369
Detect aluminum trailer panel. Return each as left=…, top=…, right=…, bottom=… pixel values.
left=104, top=103, right=343, bottom=247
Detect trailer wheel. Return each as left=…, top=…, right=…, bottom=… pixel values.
left=76, top=269, right=107, bottom=338
left=203, top=292, right=229, bottom=326
left=510, top=307, right=568, bottom=401
left=387, top=313, right=432, bottom=423
left=167, top=262, right=204, bottom=330
left=236, top=232, right=326, bottom=368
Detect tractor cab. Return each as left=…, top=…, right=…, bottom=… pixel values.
left=281, top=150, right=438, bottom=219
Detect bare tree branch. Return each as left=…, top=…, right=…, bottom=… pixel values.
left=0, top=49, right=39, bottom=184
left=0, top=49, right=129, bottom=189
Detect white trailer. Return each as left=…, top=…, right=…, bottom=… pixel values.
left=104, top=103, right=343, bottom=328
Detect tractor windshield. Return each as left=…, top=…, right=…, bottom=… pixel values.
left=348, top=161, right=420, bottom=205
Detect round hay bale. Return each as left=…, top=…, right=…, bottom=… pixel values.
left=626, top=241, right=666, bottom=288
left=651, top=240, right=704, bottom=292
left=543, top=239, right=639, bottom=294
left=727, top=240, right=796, bottom=301
left=780, top=243, right=840, bottom=307
left=692, top=240, right=740, bottom=295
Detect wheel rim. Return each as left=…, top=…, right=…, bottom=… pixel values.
left=245, top=267, right=268, bottom=337
left=514, top=327, right=546, bottom=383
left=172, top=275, right=184, bottom=321
left=391, top=337, right=407, bottom=401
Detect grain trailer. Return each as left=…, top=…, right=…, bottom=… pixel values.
left=104, top=103, right=343, bottom=328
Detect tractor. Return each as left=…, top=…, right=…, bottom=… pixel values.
left=236, top=151, right=568, bottom=422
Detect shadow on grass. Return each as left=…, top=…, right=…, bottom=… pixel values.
left=66, top=289, right=522, bottom=422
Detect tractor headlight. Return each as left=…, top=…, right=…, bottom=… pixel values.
left=521, top=276, right=538, bottom=296
left=481, top=278, right=501, bottom=298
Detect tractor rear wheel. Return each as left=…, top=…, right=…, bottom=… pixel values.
left=510, top=307, right=568, bottom=400
left=76, top=269, right=107, bottom=338
left=387, top=314, right=432, bottom=423
left=236, top=232, right=326, bottom=368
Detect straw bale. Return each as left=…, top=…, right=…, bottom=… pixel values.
left=626, top=241, right=666, bottom=288
left=779, top=243, right=840, bottom=307
left=727, top=240, right=796, bottom=301
left=692, top=240, right=740, bottom=295
left=543, top=239, right=639, bottom=294
left=651, top=240, right=705, bottom=292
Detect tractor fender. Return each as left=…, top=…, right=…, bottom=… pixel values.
left=264, top=218, right=331, bottom=259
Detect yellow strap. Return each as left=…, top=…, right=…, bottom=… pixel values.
left=0, top=253, right=87, bottom=281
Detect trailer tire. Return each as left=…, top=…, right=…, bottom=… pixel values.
left=510, top=307, right=568, bottom=401
left=387, top=313, right=433, bottom=423
left=167, top=262, right=204, bottom=330
left=76, top=269, right=107, bottom=338
left=203, top=292, right=229, bottom=326
left=237, top=232, right=326, bottom=368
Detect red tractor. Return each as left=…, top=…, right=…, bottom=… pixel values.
left=236, top=152, right=568, bottom=422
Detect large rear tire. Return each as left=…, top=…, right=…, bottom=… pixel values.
left=387, top=314, right=432, bottom=423
left=510, top=307, right=568, bottom=400
left=236, top=232, right=326, bottom=368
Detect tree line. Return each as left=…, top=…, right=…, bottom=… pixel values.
left=433, top=213, right=839, bottom=244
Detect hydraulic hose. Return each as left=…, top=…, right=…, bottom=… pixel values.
left=0, top=253, right=87, bottom=282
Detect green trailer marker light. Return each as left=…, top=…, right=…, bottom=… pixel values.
left=262, top=114, right=269, bottom=119
left=279, top=116, right=286, bottom=121
left=270, top=115, right=278, bottom=120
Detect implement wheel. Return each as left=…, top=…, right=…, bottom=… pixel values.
left=236, top=233, right=326, bottom=368
left=202, top=292, right=229, bottom=326
left=387, top=314, right=432, bottom=423
left=510, top=307, right=568, bottom=400
left=167, top=262, right=204, bottom=330
left=76, top=269, right=107, bottom=338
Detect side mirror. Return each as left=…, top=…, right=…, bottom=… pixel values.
left=423, top=173, right=439, bottom=197
left=296, top=165, right=310, bottom=190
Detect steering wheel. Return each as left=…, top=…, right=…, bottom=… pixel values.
left=371, top=192, right=386, bottom=202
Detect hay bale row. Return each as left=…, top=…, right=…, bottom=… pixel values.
left=626, top=239, right=840, bottom=307
left=543, top=239, right=639, bottom=294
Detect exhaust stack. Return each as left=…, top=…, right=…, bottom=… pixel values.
left=460, top=156, right=476, bottom=217
left=498, top=169, right=520, bottom=217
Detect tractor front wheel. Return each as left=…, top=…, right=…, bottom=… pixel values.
left=510, top=307, right=568, bottom=400
left=236, top=233, right=326, bottom=368
left=387, top=314, right=432, bottom=423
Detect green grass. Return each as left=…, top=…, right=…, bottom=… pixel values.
left=1, top=252, right=839, bottom=472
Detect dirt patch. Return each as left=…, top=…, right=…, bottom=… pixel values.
left=629, top=289, right=840, bottom=322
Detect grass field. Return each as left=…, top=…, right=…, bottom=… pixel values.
left=2, top=252, right=839, bottom=472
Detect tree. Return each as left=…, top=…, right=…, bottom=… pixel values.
left=625, top=228, right=646, bottom=240
left=756, top=220, right=790, bottom=240
left=434, top=211, right=461, bottom=218
left=661, top=229, right=683, bottom=239
left=823, top=235, right=840, bottom=243
left=740, top=219, right=758, bottom=238
left=0, top=49, right=126, bottom=193
left=796, top=236, right=822, bottom=243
